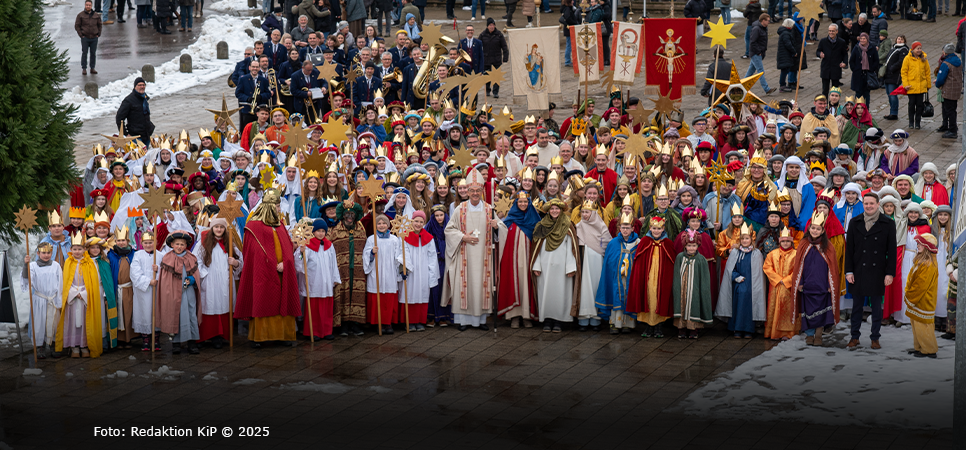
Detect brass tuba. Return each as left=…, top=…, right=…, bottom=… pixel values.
left=412, top=39, right=454, bottom=99
left=449, top=49, right=473, bottom=75
left=381, top=67, right=403, bottom=91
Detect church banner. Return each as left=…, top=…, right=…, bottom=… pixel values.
left=642, top=18, right=698, bottom=99
left=569, top=23, right=604, bottom=83
left=609, top=21, right=646, bottom=84
left=508, top=26, right=561, bottom=110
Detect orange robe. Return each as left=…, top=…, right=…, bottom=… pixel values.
left=763, top=245, right=798, bottom=340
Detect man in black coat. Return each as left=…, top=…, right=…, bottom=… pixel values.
left=479, top=18, right=508, bottom=97
left=235, top=60, right=273, bottom=129
left=291, top=60, right=329, bottom=118
left=816, top=23, right=850, bottom=97
left=700, top=47, right=731, bottom=105
left=116, top=77, right=155, bottom=139
left=844, top=192, right=897, bottom=350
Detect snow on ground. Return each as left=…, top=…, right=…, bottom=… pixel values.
left=207, top=0, right=258, bottom=13
left=277, top=381, right=352, bottom=393
left=62, top=13, right=265, bottom=122
left=233, top=378, right=265, bottom=385
left=674, top=322, right=953, bottom=430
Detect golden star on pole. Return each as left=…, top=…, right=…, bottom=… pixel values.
left=357, top=176, right=386, bottom=202
left=494, top=195, right=513, bottom=217
left=320, top=115, right=353, bottom=145
left=703, top=16, right=737, bottom=49
left=649, top=92, right=680, bottom=118
left=344, top=67, right=361, bottom=85
left=291, top=220, right=314, bottom=246
left=619, top=133, right=658, bottom=162
left=390, top=215, right=413, bottom=240
left=626, top=107, right=655, bottom=130
left=301, top=149, right=330, bottom=179
left=217, top=196, right=246, bottom=223
left=795, top=0, right=825, bottom=25
left=182, top=157, right=202, bottom=177
left=419, top=23, right=454, bottom=47
left=316, top=61, right=340, bottom=81
left=281, top=124, right=313, bottom=151
left=448, top=144, right=476, bottom=170
left=138, top=186, right=175, bottom=219
left=101, top=123, right=139, bottom=149
left=14, top=205, right=38, bottom=232
left=205, top=94, right=242, bottom=131
left=490, top=106, right=514, bottom=136
left=796, top=133, right=815, bottom=158
left=707, top=60, right=766, bottom=107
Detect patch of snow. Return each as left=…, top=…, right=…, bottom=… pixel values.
left=65, top=372, right=73, bottom=377
left=128, top=355, right=137, bottom=360
left=63, top=14, right=265, bottom=121
left=233, top=378, right=265, bottom=385
left=277, top=381, right=352, bottom=394
left=148, top=365, right=185, bottom=377
left=103, top=370, right=130, bottom=379
left=203, top=372, right=219, bottom=381
left=208, top=0, right=257, bottom=13
left=367, top=386, right=392, bottom=394
left=23, top=368, right=42, bottom=376
left=675, top=322, right=953, bottom=430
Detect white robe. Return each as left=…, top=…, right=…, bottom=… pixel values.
left=532, top=235, right=578, bottom=322
left=295, top=244, right=341, bottom=298
left=193, top=243, right=243, bottom=316
left=363, top=234, right=403, bottom=293
left=130, top=248, right=168, bottom=334
left=937, top=237, right=949, bottom=318
left=441, top=200, right=508, bottom=326
left=21, top=261, right=62, bottom=346
left=399, top=238, right=439, bottom=305
left=577, top=246, right=603, bottom=319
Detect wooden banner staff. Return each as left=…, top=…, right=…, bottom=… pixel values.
left=297, top=145, right=308, bottom=219
left=300, top=247, right=316, bottom=347
left=14, top=206, right=39, bottom=362
left=794, top=30, right=806, bottom=106
left=372, top=199, right=383, bottom=336
left=151, top=216, right=159, bottom=354
left=227, top=225, right=235, bottom=349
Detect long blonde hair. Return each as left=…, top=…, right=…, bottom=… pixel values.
left=912, top=246, right=937, bottom=267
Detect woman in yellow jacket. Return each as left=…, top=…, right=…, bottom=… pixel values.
left=901, top=41, right=932, bottom=130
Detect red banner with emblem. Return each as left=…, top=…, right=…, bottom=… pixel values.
left=642, top=18, right=698, bottom=100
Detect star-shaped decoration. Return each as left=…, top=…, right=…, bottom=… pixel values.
left=494, top=195, right=513, bottom=217
left=101, top=124, right=139, bottom=149
left=648, top=91, right=680, bottom=118
left=706, top=159, right=735, bottom=185
left=281, top=124, right=313, bottom=151
left=419, top=23, right=451, bottom=47
left=626, top=106, right=655, bottom=129
left=619, top=133, right=658, bottom=162
left=707, top=61, right=766, bottom=108
left=217, top=195, right=246, bottom=224
left=182, top=157, right=202, bottom=176
left=320, top=115, right=353, bottom=145
left=259, top=164, right=276, bottom=188
left=441, top=74, right=469, bottom=100
left=291, top=220, right=314, bottom=247
left=205, top=94, right=242, bottom=131
left=301, top=148, right=330, bottom=179
left=316, top=61, right=340, bottom=81
left=448, top=144, right=476, bottom=170
left=138, top=186, right=175, bottom=219
left=796, top=133, right=815, bottom=158
left=14, top=205, right=38, bottom=232
left=703, top=16, right=736, bottom=49
left=795, top=0, right=825, bottom=25
left=490, top=106, right=514, bottom=136
left=357, top=176, right=385, bottom=202
left=344, top=67, right=361, bottom=85
left=390, top=215, right=413, bottom=240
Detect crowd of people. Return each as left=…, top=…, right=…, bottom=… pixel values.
left=47, top=3, right=961, bottom=362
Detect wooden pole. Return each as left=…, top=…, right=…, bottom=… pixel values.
left=25, top=234, right=37, bottom=362
left=227, top=225, right=235, bottom=349
left=710, top=46, right=721, bottom=107
left=373, top=201, right=382, bottom=336
left=401, top=237, right=410, bottom=332
left=301, top=248, right=315, bottom=347
left=794, top=29, right=806, bottom=106
left=151, top=231, right=157, bottom=354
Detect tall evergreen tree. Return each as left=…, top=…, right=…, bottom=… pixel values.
left=0, top=0, right=82, bottom=241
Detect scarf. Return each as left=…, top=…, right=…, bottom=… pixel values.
left=857, top=42, right=870, bottom=70
left=502, top=202, right=542, bottom=240
left=405, top=228, right=434, bottom=246
left=112, top=245, right=132, bottom=256
left=864, top=210, right=879, bottom=231
left=576, top=210, right=609, bottom=255
left=533, top=213, right=572, bottom=252
left=135, top=91, right=150, bottom=116
left=376, top=230, right=391, bottom=239
left=909, top=217, right=929, bottom=228
left=809, top=107, right=828, bottom=121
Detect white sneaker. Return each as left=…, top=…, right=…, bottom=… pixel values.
left=471, top=16, right=476, bottom=20
left=481, top=14, right=485, bottom=19
left=525, top=22, right=532, bottom=27
left=462, top=6, right=471, bottom=10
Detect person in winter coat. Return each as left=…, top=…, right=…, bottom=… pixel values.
left=586, top=0, right=611, bottom=65
left=849, top=32, right=880, bottom=108
left=345, top=0, right=366, bottom=38
left=776, top=19, right=799, bottom=92
left=746, top=14, right=775, bottom=94
left=850, top=13, right=870, bottom=48
left=155, top=0, right=175, bottom=34
left=561, top=0, right=581, bottom=66
left=373, top=0, right=391, bottom=36
left=262, top=8, right=285, bottom=34
left=817, top=23, right=850, bottom=97
left=881, top=34, right=908, bottom=120
left=480, top=18, right=509, bottom=97
left=116, top=77, right=155, bottom=139
left=295, top=0, right=328, bottom=32
left=743, top=0, right=762, bottom=58
left=868, top=6, right=887, bottom=47
left=935, top=43, right=962, bottom=139
left=521, top=0, right=536, bottom=26
left=312, top=0, right=335, bottom=35
left=75, top=0, right=101, bottom=75
left=701, top=47, right=732, bottom=105
left=684, top=0, right=704, bottom=21
left=504, top=0, right=519, bottom=27
left=901, top=41, right=932, bottom=130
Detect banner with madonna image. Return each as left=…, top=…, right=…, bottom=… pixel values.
left=508, top=26, right=561, bottom=110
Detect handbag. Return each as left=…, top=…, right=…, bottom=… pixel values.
left=865, top=71, right=881, bottom=90
left=923, top=95, right=935, bottom=117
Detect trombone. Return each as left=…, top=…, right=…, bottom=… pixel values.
left=267, top=69, right=283, bottom=106
left=301, top=87, right=317, bottom=124
left=250, top=82, right=260, bottom=111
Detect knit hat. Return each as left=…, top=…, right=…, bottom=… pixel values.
left=879, top=29, right=888, bottom=37
left=412, top=210, right=427, bottom=222
left=134, top=77, right=146, bottom=87
left=911, top=41, right=923, bottom=50
left=313, top=218, right=328, bottom=232
left=944, top=43, right=957, bottom=54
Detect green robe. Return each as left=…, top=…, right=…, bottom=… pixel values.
left=672, top=252, right=714, bottom=323
left=840, top=117, right=879, bottom=149
left=642, top=207, right=684, bottom=242
left=95, top=257, right=118, bottom=349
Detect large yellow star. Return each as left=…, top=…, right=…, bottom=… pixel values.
left=626, top=107, right=654, bottom=129
left=494, top=195, right=513, bottom=217
left=619, top=133, right=657, bottom=162
left=795, top=0, right=825, bottom=25
left=101, top=123, right=139, bottom=149
left=316, top=61, right=340, bottom=82
left=448, top=144, right=476, bottom=170
left=357, top=176, right=385, bottom=202
left=205, top=94, right=242, bottom=131
left=703, top=16, right=736, bottom=49
left=138, top=186, right=175, bottom=219
left=300, top=148, right=330, bottom=179
left=419, top=23, right=454, bottom=47
left=390, top=214, right=413, bottom=240
left=14, top=205, right=38, bottom=232
left=217, top=195, right=246, bottom=224
left=281, top=124, right=312, bottom=151
left=490, top=106, right=514, bottom=136
left=320, top=115, right=353, bottom=145
left=648, top=92, right=680, bottom=118
left=706, top=60, right=766, bottom=107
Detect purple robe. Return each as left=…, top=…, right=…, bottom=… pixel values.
left=800, top=249, right=835, bottom=330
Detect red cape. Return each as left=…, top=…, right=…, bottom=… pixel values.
left=234, top=220, right=302, bottom=319
left=497, top=224, right=535, bottom=317
left=625, top=236, right=675, bottom=317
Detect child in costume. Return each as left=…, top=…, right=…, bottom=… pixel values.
left=295, top=219, right=341, bottom=340
left=716, top=222, right=766, bottom=338
left=672, top=230, right=713, bottom=339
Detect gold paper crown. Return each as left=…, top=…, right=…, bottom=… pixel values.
left=442, top=98, right=455, bottom=110
left=93, top=143, right=106, bottom=156
left=524, top=115, right=537, bottom=124
left=583, top=200, right=598, bottom=211
left=812, top=210, right=827, bottom=227
left=176, top=141, right=189, bottom=154
left=550, top=156, right=563, bottom=166
left=69, top=207, right=86, bottom=219
left=620, top=212, right=635, bottom=225
left=740, top=222, right=753, bottom=236
left=516, top=191, right=529, bottom=200
left=93, top=211, right=110, bottom=225
left=287, top=153, right=299, bottom=168
left=36, top=242, right=53, bottom=252
left=141, top=231, right=155, bottom=242
left=495, top=155, right=507, bottom=169
left=622, top=194, right=633, bottom=208
left=548, top=170, right=559, bottom=182
left=749, top=149, right=767, bottom=167
left=259, top=151, right=272, bottom=164
left=525, top=147, right=539, bottom=158
left=656, top=183, right=668, bottom=197
left=575, top=134, right=589, bottom=147
left=437, top=173, right=447, bottom=187
left=780, top=226, right=792, bottom=239
left=114, top=225, right=130, bottom=241
left=844, top=95, right=855, bottom=104
left=856, top=96, right=867, bottom=105
left=660, top=142, right=673, bottom=156
left=522, top=167, right=535, bottom=181
left=809, top=160, right=827, bottom=173
left=144, top=161, right=156, bottom=175
left=99, top=158, right=109, bottom=170
left=306, top=170, right=320, bottom=179
left=48, top=209, right=63, bottom=226
left=731, top=202, right=743, bottom=216
left=595, top=144, right=609, bottom=156
left=649, top=216, right=666, bottom=228
left=768, top=201, right=779, bottom=212
left=569, top=175, right=585, bottom=190
left=776, top=187, right=792, bottom=203
left=198, top=128, right=212, bottom=140
left=681, top=146, right=694, bottom=158
left=625, top=153, right=637, bottom=167
left=70, top=232, right=85, bottom=246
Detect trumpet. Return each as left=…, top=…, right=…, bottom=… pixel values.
left=267, top=69, right=283, bottom=106
left=381, top=67, right=402, bottom=91
left=250, top=82, right=260, bottom=111
left=301, top=87, right=317, bottom=124
left=449, top=49, right=473, bottom=76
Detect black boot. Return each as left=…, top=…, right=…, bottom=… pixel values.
left=492, top=84, right=500, bottom=98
